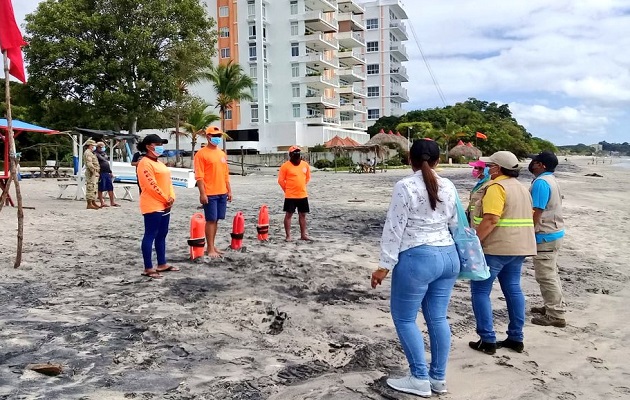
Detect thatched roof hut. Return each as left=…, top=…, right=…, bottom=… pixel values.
left=449, top=142, right=482, bottom=159
left=366, top=132, right=409, bottom=150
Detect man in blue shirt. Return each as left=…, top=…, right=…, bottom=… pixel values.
left=528, top=151, right=566, bottom=328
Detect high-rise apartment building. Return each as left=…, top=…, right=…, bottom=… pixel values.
left=360, top=0, right=409, bottom=126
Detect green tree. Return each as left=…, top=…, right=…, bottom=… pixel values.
left=23, top=0, right=216, bottom=135
left=182, top=99, right=220, bottom=163
left=367, top=115, right=401, bottom=137
left=205, top=60, right=254, bottom=151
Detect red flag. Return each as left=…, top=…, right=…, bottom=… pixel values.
left=476, top=131, right=487, bottom=140
left=0, top=0, right=27, bottom=83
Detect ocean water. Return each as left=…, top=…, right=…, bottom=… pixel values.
left=614, top=158, right=630, bottom=169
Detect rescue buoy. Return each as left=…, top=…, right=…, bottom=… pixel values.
left=187, top=212, right=206, bottom=260
left=257, top=204, right=269, bottom=241
left=230, top=211, right=245, bottom=250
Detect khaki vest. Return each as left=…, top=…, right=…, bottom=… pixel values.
left=473, top=178, right=537, bottom=256
left=468, top=182, right=490, bottom=225
left=531, top=174, right=564, bottom=234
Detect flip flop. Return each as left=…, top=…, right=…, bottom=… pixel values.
left=141, top=271, right=163, bottom=279
left=156, top=265, right=180, bottom=272
left=111, top=204, right=121, bottom=207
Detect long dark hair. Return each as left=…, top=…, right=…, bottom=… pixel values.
left=410, top=139, right=441, bottom=210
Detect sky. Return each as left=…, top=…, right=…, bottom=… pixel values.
left=7, top=0, right=630, bottom=145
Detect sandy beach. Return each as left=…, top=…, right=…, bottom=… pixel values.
left=0, top=155, right=629, bottom=399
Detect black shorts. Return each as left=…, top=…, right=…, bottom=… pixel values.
left=283, top=197, right=309, bottom=214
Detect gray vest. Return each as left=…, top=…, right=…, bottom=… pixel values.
left=531, top=174, right=564, bottom=234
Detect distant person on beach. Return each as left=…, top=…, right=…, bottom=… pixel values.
left=466, top=160, right=490, bottom=223
left=83, top=139, right=100, bottom=210
left=278, top=146, right=311, bottom=241
left=371, top=139, right=459, bottom=397
left=194, top=126, right=232, bottom=258
left=469, top=151, right=536, bottom=355
left=528, top=151, right=567, bottom=328
left=94, top=142, right=119, bottom=207
left=137, top=134, right=179, bottom=279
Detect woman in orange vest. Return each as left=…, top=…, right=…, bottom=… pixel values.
left=137, top=134, right=179, bottom=278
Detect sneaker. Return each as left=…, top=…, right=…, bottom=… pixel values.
left=429, top=377, right=447, bottom=394
left=497, top=338, right=524, bottom=353
left=531, top=314, right=566, bottom=327
left=530, top=306, right=546, bottom=315
left=386, top=376, right=431, bottom=397
left=468, top=339, right=497, bottom=355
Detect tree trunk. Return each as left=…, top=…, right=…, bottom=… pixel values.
left=130, top=116, right=138, bottom=136
left=221, top=108, right=226, bottom=152
left=175, top=108, right=181, bottom=166
left=191, top=136, right=196, bottom=165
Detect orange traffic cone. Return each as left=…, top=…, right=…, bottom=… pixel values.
left=257, top=204, right=269, bottom=241
left=187, top=212, right=206, bottom=260
left=230, top=211, right=245, bottom=250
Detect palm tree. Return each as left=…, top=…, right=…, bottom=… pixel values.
left=205, top=60, right=254, bottom=151
left=182, top=101, right=220, bottom=163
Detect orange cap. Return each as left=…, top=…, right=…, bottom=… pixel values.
left=289, top=145, right=301, bottom=153
left=205, top=126, right=224, bottom=136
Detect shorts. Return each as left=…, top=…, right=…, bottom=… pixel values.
left=203, top=194, right=228, bottom=222
left=98, top=173, right=114, bottom=192
left=283, top=197, right=309, bottom=214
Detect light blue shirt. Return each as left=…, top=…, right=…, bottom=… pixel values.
left=531, top=172, right=565, bottom=243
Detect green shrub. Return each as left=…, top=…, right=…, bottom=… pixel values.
left=314, top=159, right=332, bottom=169
left=386, top=157, right=402, bottom=166
left=334, top=156, right=352, bottom=167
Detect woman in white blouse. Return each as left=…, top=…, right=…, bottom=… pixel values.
left=371, top=139, right=460, bottom=397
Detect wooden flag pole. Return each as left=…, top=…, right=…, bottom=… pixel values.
left=2, top=49, right=24, bottom=268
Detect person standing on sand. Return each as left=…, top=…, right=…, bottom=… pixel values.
left=194, top=126, right=232, bottom=258
left=371, top=139, right=460, bottom=397
left=83, top=139, right=100, bottom=210
left=278, top=146, right=311, bottom=241
left=528, top=151, right=567, bottom=328
left=466, top=160, right=490, bottom=223
left=94, top=142, right=120, bottom=208
left=469, top=151, right=537, bottom=355
left=137, top=134, right=180, bottom=279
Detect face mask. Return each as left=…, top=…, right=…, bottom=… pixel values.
left=153, top=145, right=165, bottom=156
left=528, top=162, right=535, bottom=174
left=210, top=137, right=222, bottom=146
left=100, top=147, right=106, bottom=152
left=472, top=168, right=483, bottom=179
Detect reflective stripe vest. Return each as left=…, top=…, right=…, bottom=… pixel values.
left=468, top=181, right=490, bottom=225
left=472, top=177, right=537, bottom=256
left=531, top=174, right=564, bottom=234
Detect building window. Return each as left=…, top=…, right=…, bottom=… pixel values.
left=367, top=86, right=380, bottom=97
left=292, top=84, right=300, bottom=98
left=249, top=43, right=257, bottom=60
left=219, top=6, right=229, bottom=17
left=264, top=65, right=269, bottom=81
left=249, top=24, right=256, bottom=39
left=263, top=25, right=267, bottom=41
left=290, top=0, right=298, bottom=15
left=220, top=48, right=230, bottom=58
left=251, top=104, right=259, bottom=122
left=367, top=41, right=379, bottom=52
left=291, top=42, right=299, bottom=57
left=262, top=3, right=267, bottom=20
left=219, top=27, right=229, bottom=38
left=264, top=85, right=269, bottom=101
left=248, top=1, right=255, bottom=16
left=249, top=65, right=257, bottom=79
left=263, top=45, right=268, bottom=62
left=367, top=64, right=379, bottom=75
left=225, top=109, right=232, bottom=120
left=366, top=18, right=378, bottom=30
left=368, top=109, right=380, bottom=120
left=290, top=21, right=299, bottom=36
left=251, top=84, right=258, bottom=98
left=292, top=104, right=300, bottom=118
left=291, top=63, right=299, bottom=78
left=265, top=105, right=269, bottom=122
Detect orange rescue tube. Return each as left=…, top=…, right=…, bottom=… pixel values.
left=257, top=204, right=269, bottom=241
left=188, top=212, right=206, bottom=260
left=230, top=211, right=245, bottom=250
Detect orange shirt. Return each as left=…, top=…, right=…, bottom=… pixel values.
left=137, top=157, right=175, bottom=214
left=194, top=145, right=230, bottom=196
left=278, top=160, right=310, bottom=199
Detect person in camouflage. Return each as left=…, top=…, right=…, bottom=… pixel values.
left=83, top=139, right=100, bottom=209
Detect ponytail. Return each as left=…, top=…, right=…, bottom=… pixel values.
left=420, top=159, right=441, bottom=210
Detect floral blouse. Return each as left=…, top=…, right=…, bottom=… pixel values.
left=379, top=171, right=459, bottom=270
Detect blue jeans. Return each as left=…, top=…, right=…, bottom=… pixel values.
left=471, top=255, right=526, bottom=343
left=142, top=211, right=171, bottom=269
left=390, top=244, right=459, bottom=380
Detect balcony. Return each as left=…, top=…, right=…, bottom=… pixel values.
left=296, top=52, right=339, bottom=70
left=338, top=0, right=365, bottom=14
left=390, top=43, right=409, bottom=61
left=389, top=20, right=408, bottom=40
left=337, top=67, right=366, bottom=82
left=390, top=64, right=409, bottom=82
left=339, top=103, right=367, bottom=113
left=304, top=113, right=340, bottom=126
left=337, top=31, right=365, bottom=48
left=340, top=120, right=367, bottom=130
left=390, top=86, right=409, bottom=101
left=338, top=85, right=367, bottom=98
left=302, top=73, right=340, bottom=88
left=338, top=12, right=365, bottom=31
left=303, top=11, right=338, bottom=33
left=303, top=91, right=340, bottom=108
left=300, top=32, right=339, bottom=51
left=305, top=0, right=338, bottom=13
left=338, top=49, right=366, bottom=65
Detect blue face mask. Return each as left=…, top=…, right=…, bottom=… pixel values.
left=153, top=145, right=165, bottom=156
left=210, top=137, right=222, bottom=147
left=101, top=147, right=107, bottom=152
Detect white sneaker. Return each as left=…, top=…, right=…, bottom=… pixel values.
left=429, top=377, right=447, bottom=394
left=386, top=375, right=431, bottom=397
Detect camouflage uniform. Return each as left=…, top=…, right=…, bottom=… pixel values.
left=84, top=149, right=100, bottom=201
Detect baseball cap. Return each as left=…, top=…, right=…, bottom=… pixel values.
left=468, top=160, right=486, bottom=168
left=142, top=134, right=168, bottom=145
left=288, top=145, right=301, bottom=153
left=479, top=151, right=520, bottom=171
left=205, top=126, right=224, bottom=136
left=530, top=150, right=558, bottom=171
left=84, top=139, right=97, bottom=146
left=410, top=138, right=440, bottom=162
left=96, top=141, right=105, bottom=147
